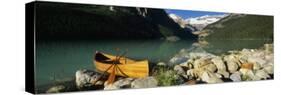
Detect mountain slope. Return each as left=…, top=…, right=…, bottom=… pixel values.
left=35, top=1, right=197, bottom=41
left=204, top=14, right=273, bottom=40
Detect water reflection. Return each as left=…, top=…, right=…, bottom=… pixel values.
left=196, top=39, right=273, bottom=54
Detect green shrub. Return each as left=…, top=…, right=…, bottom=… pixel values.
left=154, top=67, right=179, bottom=86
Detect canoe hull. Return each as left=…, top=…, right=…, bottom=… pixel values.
left=94, top=52, right=149, bottom=78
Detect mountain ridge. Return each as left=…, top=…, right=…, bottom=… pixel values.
left=35, top=1, right=197, bottom=41
left=168, top=13, right=227, bottom=31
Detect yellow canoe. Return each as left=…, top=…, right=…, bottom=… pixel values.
left=94, top=51, right=149, bottom=78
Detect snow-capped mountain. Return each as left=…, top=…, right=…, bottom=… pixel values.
left=185, top=14, right=228, bottom=30
left=169, top=14, right=187, bottom=28
left=169, top=13, right=228, bottom=31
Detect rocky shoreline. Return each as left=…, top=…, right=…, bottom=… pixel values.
left=44, top=43, right=273, bottom=93
left=169, top=43, right=273, bottom=84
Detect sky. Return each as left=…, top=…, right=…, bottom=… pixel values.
left=165, top=9, right=226, bottom=19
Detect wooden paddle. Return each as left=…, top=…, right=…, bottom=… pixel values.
left=106, top=64, right=117, bottom=84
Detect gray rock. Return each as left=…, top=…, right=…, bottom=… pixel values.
left=95, top=81, right=104, bottom=86
left=264, top=44, right=273, bottom=54
left=205, top=64, right=217, bottom=73
left=193, top=58, right=210, bottom=69
left=75, top=69, right=105, bottom=89
left=211, top=57, right=225, bottom=69
left=104, top=84, right=119, bottom=90
left=247, top=56, right=266, bottom=66
left=181, top=74, right=189, bottom=79
left=169, top=56, right=188, bottom=65
left=104, top=78, right=134, bottom=90
left=215, top=73, right=223, bottom=79
left=263, top=64, right=273, bottom=74
left=189, top=52, right=215, bottom=59
left=131, top=77, right=158, bottom=88
left=265, top=54, right=273, bottom=63
left=186, top=69, right=199, bottom=78
left=174, top=65, right=185, bottom=75
left=224, top=55, right=239, bottom=73
left=253, top=70, right=270, bottom=80
left=251, top=50, right=266, bottom=58
left=230, top=72, right=241, bottom=82
left=46, top=85, right=65, bottom=93
left=211, top=57, right=229, bottom=78
left=240, top=49, right=253, bottom=55
left=200, top=71, right=223, bottom=83
left=166, top=36, right=180, bottom=42
left=179, top=61, right=189, bottom=67
left=253, top=63, right=262, bottom=71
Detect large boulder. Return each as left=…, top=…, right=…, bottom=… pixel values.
left=230, top=71, right=242, bottom=82
left=253, top=70, right=271, bottom=80
left=131, top=77, right=158, bottom=88
left=204, top=64, right=217, bottom=73
left=75, top=69, right=106, bottom=89
left=173, top=65, right=186, bottom=75
left=211, top=56, right=229, bottom=78
left=263, top=64, right=273, bottom=74
left=200, top=71, right=223, bottom=83
left=224, top=55, right=239, bottom=73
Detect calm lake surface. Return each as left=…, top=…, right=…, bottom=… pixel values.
left=35, top=39, right=272, bottom=87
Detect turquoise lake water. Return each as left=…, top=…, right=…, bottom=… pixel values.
left=35, top=39, right=272, bottom=87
